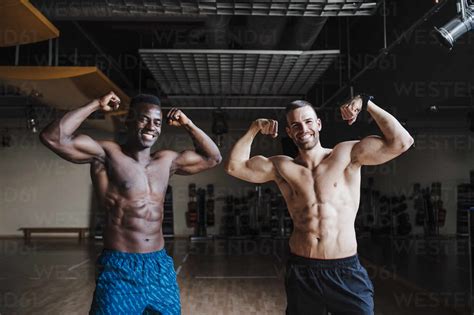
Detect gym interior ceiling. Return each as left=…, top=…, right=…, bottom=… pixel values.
left=0, top=0, right=473, bottom=129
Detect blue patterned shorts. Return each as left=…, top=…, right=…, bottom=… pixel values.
left=90, top=249, right=181, bottom=315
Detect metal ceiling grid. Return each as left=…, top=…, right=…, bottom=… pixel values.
left=34, top=0, right=380, bottom=17
left=108, top=0, right=378, bottom=16
left=163, top=95, right=298, bottom=108
left=139, top=49, right=340, bottom=97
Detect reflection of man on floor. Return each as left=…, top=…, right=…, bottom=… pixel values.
left=225, top=95, right=413, bottom=314
left=40, top=92, right=222, bottom=314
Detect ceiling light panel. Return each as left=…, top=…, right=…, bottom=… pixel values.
left=139, top=49, right=340, bottom=96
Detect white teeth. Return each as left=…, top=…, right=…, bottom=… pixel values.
left=142, top=131, right=155, bottom=137
left=142, top=134, right=154, bottom=140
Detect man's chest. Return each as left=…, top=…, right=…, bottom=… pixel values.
left=96, top=156, right=172, bottom=195
left=276, top=160, right=354, bottom=203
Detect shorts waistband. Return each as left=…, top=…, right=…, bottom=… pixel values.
left=288, top=253, right=359, bottom=268
left=100, top=248, right=168, bottom=260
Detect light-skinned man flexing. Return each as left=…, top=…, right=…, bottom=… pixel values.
left=224, top=95, right=413, bottom=315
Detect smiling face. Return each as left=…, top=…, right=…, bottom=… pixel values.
left=126, top=103, right=162, bottom=149
left=285, top=105, right=322, bottom=151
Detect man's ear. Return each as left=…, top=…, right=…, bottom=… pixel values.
left=285, top=126, right=291, bottom=137
left=317, top=118, right=322, bottom=131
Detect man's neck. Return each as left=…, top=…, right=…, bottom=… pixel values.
left=122, top=143, right=152, bottom=164
left=297, top=143, right=330, bottom=169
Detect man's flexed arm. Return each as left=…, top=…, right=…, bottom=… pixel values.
left=167, top=108, right=222, bottom=175
left=224, top=119, right=278, bottom=184
left=40, top=91, right=120, bottom=164
left=340, top=95, right=414, bottom=166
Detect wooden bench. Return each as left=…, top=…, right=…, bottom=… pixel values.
left=19, top=227, right=89, bottom=241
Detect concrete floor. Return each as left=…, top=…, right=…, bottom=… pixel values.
left=0, top=237, right=469, bottom=315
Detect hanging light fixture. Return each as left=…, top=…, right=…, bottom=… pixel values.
left=434, top=0, right=474, bottom=49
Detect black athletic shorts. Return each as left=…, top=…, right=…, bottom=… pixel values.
left=285, top=253, right=374, bottom=315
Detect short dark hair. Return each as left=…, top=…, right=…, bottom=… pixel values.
left=130, top=94, right=161, bottom=108
left=127, top=94, right=161, bottom=120
left=285, top=100, right=317, bottom=116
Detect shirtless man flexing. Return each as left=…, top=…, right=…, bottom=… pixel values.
left=225, top=95, right=413, bottom=314
left=40, top=92, right=222, bottom=315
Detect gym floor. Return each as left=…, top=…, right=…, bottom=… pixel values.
left=0, top=237, right=467, bottom=315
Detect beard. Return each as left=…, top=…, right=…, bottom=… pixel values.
left=293, top=135, right=319, bottom=151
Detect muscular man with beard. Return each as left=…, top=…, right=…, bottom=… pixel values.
left=40, top=92, right=221, bottom=314
left=224, top=96, right=413, bottom=315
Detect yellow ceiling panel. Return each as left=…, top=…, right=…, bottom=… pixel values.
left=0, top=0, right=60, bottom=47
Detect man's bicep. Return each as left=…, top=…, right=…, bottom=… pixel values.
left=351, top=136, right=400, bottom=166
left=45, top=134, right=106, bottom=164
left=236, top=155, right=276, bottom=183
left=172, top=150, right=216, bottom=175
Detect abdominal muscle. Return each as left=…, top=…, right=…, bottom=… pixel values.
left=102, top=193, right=165, bottom=253
left=288, top=202, right=358, bottom=259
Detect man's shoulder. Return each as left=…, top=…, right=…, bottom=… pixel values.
left=269, top=154, right=293, bottom=161
left=333, top=140, right=360, bottom=150
left=268, top=155, right=294, bottom=165
left=97, top=140, right=120, bottom=149
left=95, top=140, right=121, bottom=159
left=152, top=149, right=179, bottom=160
left=332, top=141, right=363, bottom=168
left=331, top=140, right=360, bottom=157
